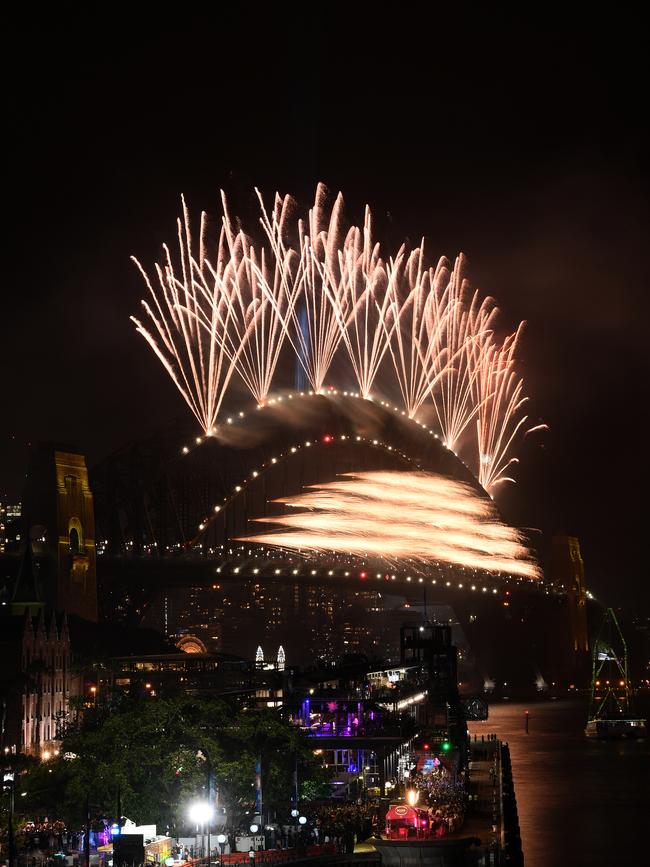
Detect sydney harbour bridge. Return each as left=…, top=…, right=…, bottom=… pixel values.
left=88, top=390, right=583, bottom=690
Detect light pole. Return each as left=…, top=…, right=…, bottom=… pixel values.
left=188, top=801, right=214, bottom=864
left=216, top=834, right=226, bottom=867
left=3, top=772, right=15, bottom=867
left=290, top=809, right=299, bottom=848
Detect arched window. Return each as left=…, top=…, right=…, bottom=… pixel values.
left=69, top=528, right=80, bottom=555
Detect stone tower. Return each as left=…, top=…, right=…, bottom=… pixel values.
left=22, top=445, right=98, bottom=622
left=550, top=533, right=589, bottom=664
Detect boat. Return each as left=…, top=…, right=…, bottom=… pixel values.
left=585, top=717, right=646, bottom=739
left=585, top=608, right=646, bottom=739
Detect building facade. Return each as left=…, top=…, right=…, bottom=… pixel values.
left=0, top=610, right=76, bottom=757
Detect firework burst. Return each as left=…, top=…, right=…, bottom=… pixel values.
left=474, top=325, right=548, bottom=490
left=384, top=248, right=452, bottom=419
left=427, top=254, right=499, bottom=451
left=331, top=206, right=394, bottom=399
left=132, top=184, right=542, bottom=490
left=130, top=197, right=245, bottom=435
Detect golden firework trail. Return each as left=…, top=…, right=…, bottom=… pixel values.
left=330, top=206, right=394, bottom=399
left=130, top=197, right=246, bottom=435
left=474, top=326, right=548, bottom=491
left=429, top=254, right=498, bottom=451
left=288, top=184, right=348, bottom=393
left=241, top=470, right=540, bottom=579
left=216, top=190, right=302, bottom=406
left=384, top=248, right=452, bottom=419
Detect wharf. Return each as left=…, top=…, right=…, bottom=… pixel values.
left=354, top=737, right=523, bottom=866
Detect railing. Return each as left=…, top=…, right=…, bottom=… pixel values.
left=189, top=844, right=339, bottom=866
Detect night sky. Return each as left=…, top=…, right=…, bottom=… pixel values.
left=3, top=16, right=648, bottom=608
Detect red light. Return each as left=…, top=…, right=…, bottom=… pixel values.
left=322, top=434, right=333, bottom=443
left=359, top=571, right=367, bottom=579
left=423, top=743, right=430, bottom=750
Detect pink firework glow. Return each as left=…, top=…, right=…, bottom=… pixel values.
left=240, top=471, right=540, bottom=579
left=132, top=184, right=543, bottom=492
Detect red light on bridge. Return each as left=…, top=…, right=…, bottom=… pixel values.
left=322, top=434, right=333, bottom=443
left=359, top=571, right=367, bottom=579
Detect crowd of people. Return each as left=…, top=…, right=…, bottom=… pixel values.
left=6, top=769, right=470, bottom=866
left=311, top=801, right=380, bottom=852
left=409, top=768, right=467, bottom=835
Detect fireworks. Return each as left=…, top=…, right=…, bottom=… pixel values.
left=240, top=470, right=539, bottom=579
left=474, top=325, right=548, bottom=490
left=429, top=254, right=498, bottom=451
left=384, top=248, right=451, bottom=419
left=132, top=184, right=542, bottom=491
left=130, top=197, right=242, bottom=434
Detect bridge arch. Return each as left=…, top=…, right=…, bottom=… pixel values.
left=92, top=391, right=486, bottom=557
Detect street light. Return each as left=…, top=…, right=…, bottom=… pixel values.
left=249, top=824, right=259, bottom=834
left=290, top=810, right=299, bottom=818
left=298, top=816, right=307, bottom=825
left=3, top=772, right=15, bottom=867
left=188, top=801, right=214, bottom=863
left=216, top=834, right=227, bottom=867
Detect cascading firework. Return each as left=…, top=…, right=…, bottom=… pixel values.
left=132, top=184, right=543, bottom=492
left=239, top=470, right=540, bottom=579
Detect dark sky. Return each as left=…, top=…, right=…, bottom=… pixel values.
left=2, top=15, right=648, bottom=608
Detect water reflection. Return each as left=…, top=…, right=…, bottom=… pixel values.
left=469, top=699, right=649, bottom=867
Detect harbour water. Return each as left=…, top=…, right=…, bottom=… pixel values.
left=469, top=699, right=649, bottom=866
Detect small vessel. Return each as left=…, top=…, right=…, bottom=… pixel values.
left=585, top=608, right=646, bottom=739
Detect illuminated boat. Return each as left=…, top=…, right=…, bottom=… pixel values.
left=585, top=608, right=646, bottom=739
left=585, top=717, right=646, bottom=739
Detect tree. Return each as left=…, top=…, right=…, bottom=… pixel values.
left=17, top=695, right=329, bottom=833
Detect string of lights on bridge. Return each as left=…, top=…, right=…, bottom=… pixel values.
left=180, top=388, right=471, bottom=471
left=99, top=387, right=552, bottom=598
left=182, top=388, right=484, bottom=538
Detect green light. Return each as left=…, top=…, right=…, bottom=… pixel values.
left=441, top=740, right=451, bottom=752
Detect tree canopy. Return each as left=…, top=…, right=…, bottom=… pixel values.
left=15, top=695, right=329, bottom=833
